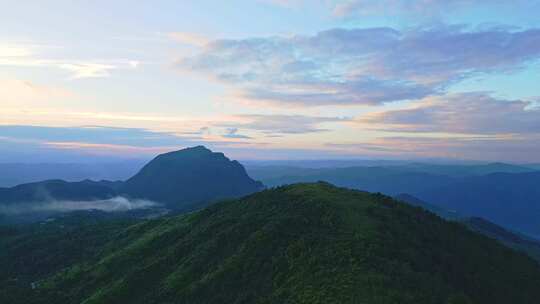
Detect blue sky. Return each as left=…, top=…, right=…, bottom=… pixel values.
left=1, top=0, right=540, bottom=162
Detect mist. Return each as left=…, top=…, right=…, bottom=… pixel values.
left=0, top=196, right=159, bottom=215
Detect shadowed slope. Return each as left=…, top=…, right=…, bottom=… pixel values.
left=25, top=183, right=540, bottom=304
left=122, top=146, right=264, bottom=208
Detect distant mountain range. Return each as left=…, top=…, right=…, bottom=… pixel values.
left=246, top=161, right=538, bottom=179
left=2, top=160, right=537, bottom=188
left=0, top=146, right=263, bottom=222
left=416, top=172, right=540, bottom=239
left=2, top=183, right=540, bottom=304
left=247, top=164, right=540, bottom=238
left=395, top=193, right=540, bottom=261
left=0, top=161, right=145, bottom=187
left=2, top=147, right=540, bottom=240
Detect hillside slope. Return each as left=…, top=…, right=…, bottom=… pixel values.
left=247, top=166, right=454, bottom=195
left=395, top=193, right=540, bottom=262
left=417, top=172, right=540, bottom=238
left=20, top=183, right=540, bottom=304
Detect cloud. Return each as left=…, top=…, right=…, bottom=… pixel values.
left=0, top=196, right=159, bottom=215
left=0, top=124, right=280, bottom=162
left=326, top=134, right=540, bottom=162
left=258, top=0, right=306, bottom=8
left=222, top=128, right=252, bottom=139
left=0, top=43, right=137, bottom=79
left=0, top=125, right=201, bottom=148
left=178, top=25, right=540, bottom=106
left=331, top=0, right=534, bottom=17
left=0, top=125, right=214, bottom=162
left=168, top=32, right=210, bottom=47
left=0, top=79, right=74, bottom=107
left=58, top=62, right=116, bottom=79
left=360, top=93, right=540, bottom=134
left=219, top=114, right=349, bottom=134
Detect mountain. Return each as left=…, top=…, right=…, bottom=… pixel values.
left=0, top=179, right=118, bottom=205
left=462, top=217, right=540, bottom=262
left=247, top=165, right=540, bottom=238
left=0, top=161, right=145, bottom=187
left=395, top=193, right=540, bottom=261
left=523, top=163, right=540, bottom=170
left=247, top=166, right=455, bottom=195
left=8, top=183, right=540, bottom=304
left=0, top=212, right=137, bottom=303
left=397, top=162, right=536, bottom=177
left=0, top=146, right=264, bottom=222
left=122, top=146, right=264, bottom=207
left=417, top=172, right=540, bottom=238
left=394, top=193, right=461, bottom=220
left=245, top=162, right=536, bottom=186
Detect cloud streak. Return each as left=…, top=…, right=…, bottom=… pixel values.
left=360, top=93, right=540, bottom=134
left=178, top=25, right=540, bottom=106
left=0, top=196, right=159, bottom=215
left=326, top=134, right=540, bottom=162
left=332, top=0, right=514, bottom=17
left=0, top=43, right=137, bottom=79
left=218, top=114, right=349, bottom=134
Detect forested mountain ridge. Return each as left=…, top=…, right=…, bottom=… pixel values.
left=5, top=183, right=539, bottom=304
left=247, top=165, right=540, bottom=238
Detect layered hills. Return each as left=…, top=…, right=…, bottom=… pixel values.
left=0, top=146, right=263, bottom=220
left=247, top=165, right=540, bottom=238
left=4, top=183, right=540, bottom=304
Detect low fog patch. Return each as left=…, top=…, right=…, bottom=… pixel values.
left=0, top=196, right=159, bottom=215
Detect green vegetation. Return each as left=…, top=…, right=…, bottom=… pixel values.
left=395, top=193, right=540, bottom=262
left=0, top=212, right=136, bottom=303
left=3, top=183, right=540, bottom=303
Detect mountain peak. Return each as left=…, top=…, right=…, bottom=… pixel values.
left=157, top=145, right=213, bottom=159
left=34, top=182, right=540, bottom=304
left=123, top=146, right=263, bottom=206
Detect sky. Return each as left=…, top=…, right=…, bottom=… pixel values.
left=1, top=0, right=540, bottom=162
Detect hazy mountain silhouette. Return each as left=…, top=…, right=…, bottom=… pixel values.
left=0, top=180, right=118, bottom=205
left=121, top=146, right=264, bottom=207
left=395, top=193, right=540, bottom=261
left=0, top=147, right=263, bottom=220
left=0, top=162, right=145, bottom=187
left=416, top=172, right=540, bottom=238
left=247, top=166, right=455, bottom=195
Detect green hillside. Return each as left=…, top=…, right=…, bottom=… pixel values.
left=6, top=183, right=540, bottom=304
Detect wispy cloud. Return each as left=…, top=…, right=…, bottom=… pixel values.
left=0, top=79, right=74, bottom=107
left=222, top=127, right=252, bottom=139
left=0, top=125, right=201, bottom=149
left=218, top=114, right=349, bottom=134
left=178, top=25, right=540, bottom=106
left=168, top=32, right=210, bottom=47
left=360, top=93, right=540, bottom=134
left=326, top=134, right=540, bottom=162
left=331, top=0, right=537, bottom=17
left=0, top=196, right=159, bottom=215
left=0, top=43, right=138, bottom=79
left=258, top=0, right=306, bottom=8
